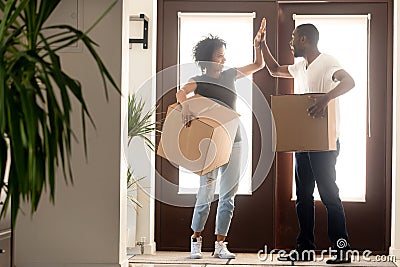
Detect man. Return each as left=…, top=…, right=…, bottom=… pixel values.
left=260, top=19, right=355, bottom=264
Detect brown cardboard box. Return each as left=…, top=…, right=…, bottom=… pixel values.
left=157, top=94, right=239, bottom=175
left=271, top=93, right=337, bottom=152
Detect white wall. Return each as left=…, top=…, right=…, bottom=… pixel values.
left=126, top=0, right=157, bottom=254
left=14, top=1, right=128, bottom=266
left=390, top=0, right=400, bottom=262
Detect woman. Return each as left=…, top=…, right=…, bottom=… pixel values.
left=175, top=20, right=266, bottom=259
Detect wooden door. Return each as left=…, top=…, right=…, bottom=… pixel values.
left=275, top=1, right=393, bottom=254
left=156, top=0, right=278, bottom=252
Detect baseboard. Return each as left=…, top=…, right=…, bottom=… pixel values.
left=18, top=261, right=129, bottom=267
left=389, top=247, right=400, bottom=259
left=144, top=241, right=156, bottom=254
left=65, top=264, right=128, bottom=267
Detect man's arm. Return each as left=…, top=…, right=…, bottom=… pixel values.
left=261, top=18, right=292, bottom=78
left=327, top=69, right=356, bottom=100
left=308, top=69, right=355, bottom=118
left=261, top=41, right=292, bottom=78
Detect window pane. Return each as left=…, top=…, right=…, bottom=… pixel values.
left=292, top=15, right=368, bottom=202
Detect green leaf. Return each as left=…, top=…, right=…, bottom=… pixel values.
left=127, top=94, right=158, bottom=150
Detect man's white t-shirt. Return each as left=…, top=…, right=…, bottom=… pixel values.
left=288, top=53, right=342, bottom=138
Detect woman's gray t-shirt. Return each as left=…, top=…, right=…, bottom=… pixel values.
left=192, top=68, right=241, bottom=142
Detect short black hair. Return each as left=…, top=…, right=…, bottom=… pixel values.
left=192, top=34, right=226, bottom=73
left=296, top=24, right=319, bottom=45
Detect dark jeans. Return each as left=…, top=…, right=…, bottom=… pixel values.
left=295, top=140, right=349, bottom=249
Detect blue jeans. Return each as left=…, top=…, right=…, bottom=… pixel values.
left=295, top=140, right=349, bottom=249
left=191, top=142, right=242, bottom=236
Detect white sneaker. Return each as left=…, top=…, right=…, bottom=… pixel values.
left=213, top=241, right=236, bottom=259
left=190, top=236, right=202, bottom=259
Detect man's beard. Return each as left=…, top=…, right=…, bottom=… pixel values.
left=293, top=48, right=304, bottom=58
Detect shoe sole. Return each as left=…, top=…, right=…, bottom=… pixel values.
left=190, top=256, right=202, bottom=259
left=214, top=254, right=236, bottom=259
left=277, top=256, right=314, bottom=262
left=326, top=259, right=351, bottom=264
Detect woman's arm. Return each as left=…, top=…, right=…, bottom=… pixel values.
left=175, top=79, right=197, bottom=104
left=236, top=45, right=265, bottom=79
left=175, top=79, right=197, bottom=127
left=235, top=19, right=266, bottom=79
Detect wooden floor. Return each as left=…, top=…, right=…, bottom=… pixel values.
left=129, top=251, right=398, bottom=267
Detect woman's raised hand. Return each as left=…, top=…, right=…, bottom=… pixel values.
left=254, top=18, right=266, bottom=47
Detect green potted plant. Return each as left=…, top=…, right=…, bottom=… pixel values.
left=126, top=93, right=159, bottom=206
left=126, top=93, right=159, bottom=252
left=0, top=0, right=119, bottom=227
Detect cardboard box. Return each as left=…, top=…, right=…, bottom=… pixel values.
left=271, top=93, right=337, bottom=152
left=157, top=94, right=239, bottom=175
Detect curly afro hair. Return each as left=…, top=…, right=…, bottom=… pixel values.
left=192, top=34, right=226, bottom=73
